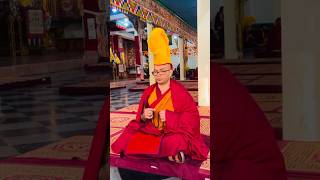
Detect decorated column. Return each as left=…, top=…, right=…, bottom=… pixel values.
left=137, top=19, right=144, bottom=80
left=118, top=36, right=124, bottom=62
left=178, top=36, right=185, bottom=80
left=96, top=1, right=108, bottom=62
left=147, top=22, right=155, bottom=85
left=197, top=0, right=210, bottom=106
left=83, top=0, right=106, bottom=62
left=112, top=35, right=119, bottom=55
left=134, top=35, right=145, bottom=80
left=183, top=39, right=189, bottom=79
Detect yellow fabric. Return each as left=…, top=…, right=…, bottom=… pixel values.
left=114, top=54, right=121, bottom=64
left=185, top=64, right=190, bottom=71
left=19, top=0, right=32, bottom=7
left=148, top=28, right=172, bottom=65
left=243, top=16, right=256, bottom=28
left=148, top=87, right=174, bottom=130
left=121, top=52, right=126, bottom=64
left=110, top=48, right=115, bottom=62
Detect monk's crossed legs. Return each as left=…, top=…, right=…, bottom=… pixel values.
left=160, top=133, right=188, bottom=163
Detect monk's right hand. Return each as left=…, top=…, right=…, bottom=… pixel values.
left=143, top=108, right=154, bottom=119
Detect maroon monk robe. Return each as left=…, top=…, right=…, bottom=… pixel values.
left=112, top=79, right=209, bottom=160
left=83, top=97, right=108, bottom=180
left=211, top=62, right=287, bottom=180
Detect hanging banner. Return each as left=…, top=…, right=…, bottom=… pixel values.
left=110, top=0, right=197, bottom=44
left=27, top=9, right=44, bottom=36
left=87, top=18, right=97, bottom=40
left=170, top=46, right=197, bottom=56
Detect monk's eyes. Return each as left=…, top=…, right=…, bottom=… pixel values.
left=159, top=69, right=170, bottom=72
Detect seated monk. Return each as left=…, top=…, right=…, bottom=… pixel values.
left=111, top=28, right=209, bottom=164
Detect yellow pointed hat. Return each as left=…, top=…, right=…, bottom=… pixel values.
left=148, top=28, right=172, bottom=65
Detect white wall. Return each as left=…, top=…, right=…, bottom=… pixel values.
left=282, top=0, right=320, bottom=141
left=245, top=0, right=280, bottom=23
left=198, top=0, right=210, bottom=106
left=211, top=0, right=280, bottom=25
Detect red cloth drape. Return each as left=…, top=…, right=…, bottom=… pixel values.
left=211, top=62, right=287, bottom=180
left=82, top=97, right=109, bottom=180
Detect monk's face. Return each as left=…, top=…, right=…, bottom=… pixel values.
left=153, top=64, right=173, bottom=84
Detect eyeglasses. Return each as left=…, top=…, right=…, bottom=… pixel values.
left=152, top=69, right=171, bottom=76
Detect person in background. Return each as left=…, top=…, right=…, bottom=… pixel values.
left=215, top=6, right=224, bottom=49
left=112, top=59, right=118, bottom=80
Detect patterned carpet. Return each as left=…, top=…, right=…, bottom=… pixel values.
left=0, top=136, right=91, bottom=179
left=280, top=141, right=320, bottom=179
left=17, top=136, right=92, bottom=161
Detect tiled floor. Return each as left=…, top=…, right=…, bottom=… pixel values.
left=0, top=69, right=106, bottom=159
left=110, top=83, right=142, bottom=111
left=0, top=51, right=82, bottom=67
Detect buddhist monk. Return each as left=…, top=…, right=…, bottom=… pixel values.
left=111, top=28, right=209, bottom=163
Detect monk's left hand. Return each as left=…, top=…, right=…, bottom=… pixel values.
left=159, top=110, right=166, bottom=121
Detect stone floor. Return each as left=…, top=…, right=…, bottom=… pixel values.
left=0, top=51, right=82, bottom=67
left=110, top=86, right=142, bottom=111
left=0, top=68, right=105, bottom=160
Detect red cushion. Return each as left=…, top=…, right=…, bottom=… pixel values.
left=126, top=132, right=161, bottom=155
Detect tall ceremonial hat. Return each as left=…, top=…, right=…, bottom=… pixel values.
left=147, top=28, right=172, bottom=65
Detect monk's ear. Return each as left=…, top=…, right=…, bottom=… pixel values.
left=169, top=69, right=174, bottom=77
